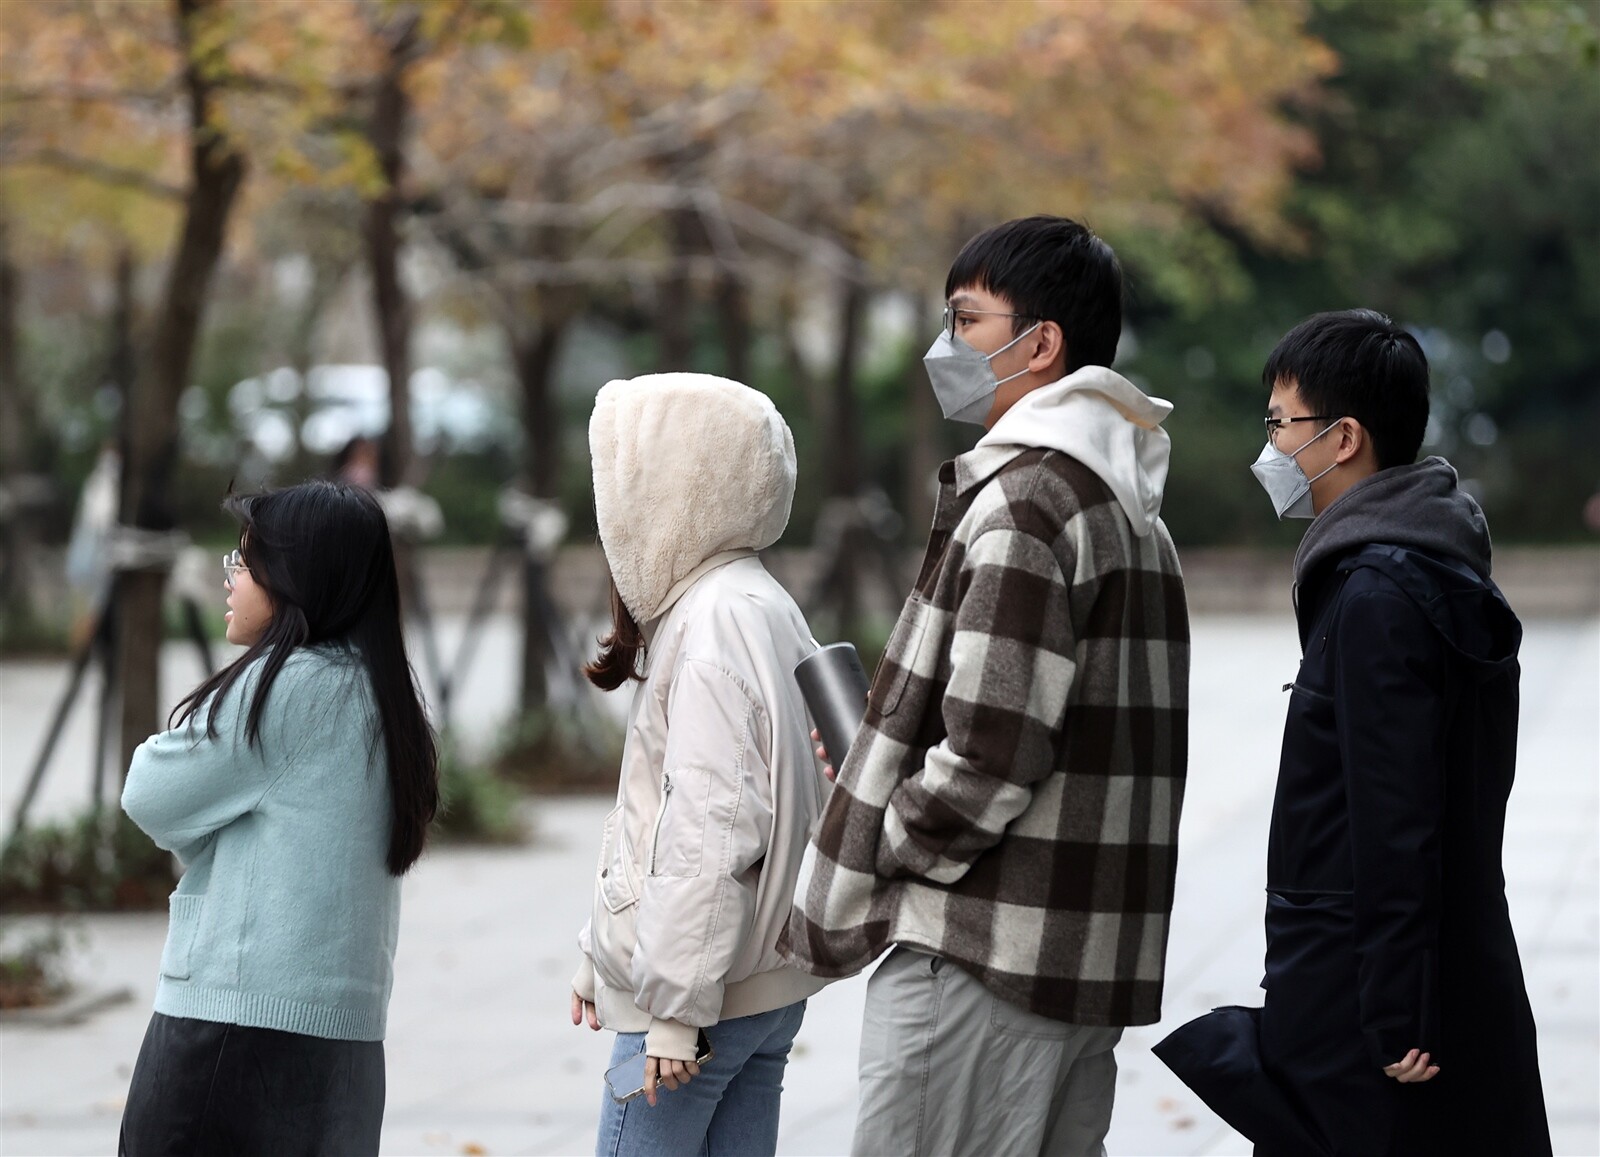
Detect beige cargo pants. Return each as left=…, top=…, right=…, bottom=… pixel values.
left=852, top=946, right=1123, bottom=1157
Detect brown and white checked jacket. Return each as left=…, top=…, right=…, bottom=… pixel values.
left=783, top=443, right=1189, bottom=1026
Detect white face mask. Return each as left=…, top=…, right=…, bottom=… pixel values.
left=1251, top=420, right=1342, bottom=519
left=922, top=323, right=1041, bottom=426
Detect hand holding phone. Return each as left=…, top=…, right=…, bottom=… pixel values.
left=605, top=1030, right=715, bottom=1105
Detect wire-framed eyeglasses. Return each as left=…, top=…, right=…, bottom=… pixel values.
left=222, top=549, right=249, bottom=590
left=943, top=304, right=1038, bottom=340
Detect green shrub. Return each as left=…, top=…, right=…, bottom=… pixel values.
left=432, top=743, right=527, bottom=844
left=0, top=604, right=69, bottom=657
left=492, top=706, right=625, bottom=793
left=0, top=811, right=174, bottom=914
left=0, top=923, right=70, bottom=1009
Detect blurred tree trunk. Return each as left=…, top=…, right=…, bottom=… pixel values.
left=0, top=221, right=22, bottom=467
left=826, top=273, right=869, bottom=629
left=0, top=216, right=33, bottom=636
left=115, top=0, right=246, bottom=778
left=512, top=315, right=569, bottom=499
left=109, top=250, right=137, bottom=416
left=361, top=14, right=425, bottom=670
left=509, top=300, right=572, bottom=713
left=778, top=285, right=819, bottom=416
left=511, top=258, right=578, bottom=499
left=364, top=14, right=419, bottom=490
left=655, top=205, right=701, bottom=370
left=904, top=288, right=939, bottom=539
left=100, top=245, right=136, bottom=698
left=715, top=270, right=750, bottom=383
left=419, top=183, right=578, bottom=712
left=830, top=278, right=867, bottom=500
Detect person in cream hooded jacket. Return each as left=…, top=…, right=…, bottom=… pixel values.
left=572, top=372, right=829, bottom=1155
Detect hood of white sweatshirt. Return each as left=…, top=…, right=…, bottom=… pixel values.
left=590, top=372, right=797, bottom=623
left=975, top=365, right=1174, bottom=536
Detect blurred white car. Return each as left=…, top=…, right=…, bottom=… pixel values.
left=227, top=364, right=507, bottom=462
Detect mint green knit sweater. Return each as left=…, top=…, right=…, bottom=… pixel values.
left=122, top=645, right=398, bottom=1041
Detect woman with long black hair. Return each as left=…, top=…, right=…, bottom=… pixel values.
left=119, top=480, right=438, bottom=1157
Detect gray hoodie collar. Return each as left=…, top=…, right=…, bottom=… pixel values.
left=1294, top=456, right=1492, bottom=584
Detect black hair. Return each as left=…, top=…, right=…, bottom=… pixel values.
left=1262, top=309, right=1431, bottom=470
left=944, top=215, right=1123, bottom=372
left=171, top=480, right=439, bottom=875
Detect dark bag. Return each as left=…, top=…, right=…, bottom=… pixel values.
left=1153, top=1005, right=1332, bottom=1157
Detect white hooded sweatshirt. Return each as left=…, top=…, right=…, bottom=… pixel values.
left=973, top=363, right=1173, bottom=536
left=575, top=373, right=829, bottom=1061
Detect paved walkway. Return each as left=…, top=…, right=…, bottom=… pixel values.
left=2, top=617, right=1596, bottom=1156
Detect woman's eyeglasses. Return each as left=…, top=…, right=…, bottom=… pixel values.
left=222, top=550, right=249, bottom=590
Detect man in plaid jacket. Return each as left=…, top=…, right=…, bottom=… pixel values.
left=783, top=216, right=1189, bottom=1156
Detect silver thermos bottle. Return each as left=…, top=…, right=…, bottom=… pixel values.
left=793, top=642, right=870, bottom=769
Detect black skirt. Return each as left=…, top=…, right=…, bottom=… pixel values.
left=119, top=1012, right=385, bottom=1157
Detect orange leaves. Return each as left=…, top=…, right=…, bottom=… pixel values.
left=0, top=2, right=332, bottom=249
left=385, top=0, right=1339, bottom=304
left=902, top=0, right=1335, bottom=246
left=0, top=0, right=1337, bottom=306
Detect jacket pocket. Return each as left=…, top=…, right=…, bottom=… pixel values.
left=160, top=893, right=205, bottom=980
left=1289, top=681, right=1332, bottom=703
left=597, top=804, right=639, bottom=915
left=873, top=599, right=932, bottom=717
left=1262, top=889, right=1354, bottom=997
left=649, top=769, right=710, bottom=879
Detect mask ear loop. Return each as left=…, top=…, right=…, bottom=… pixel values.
left=1291, top=418, right=1347, bottom=487
left=985, top=321, right=1042, bottom=388
left=1303, top=459, right=1339, bottom=488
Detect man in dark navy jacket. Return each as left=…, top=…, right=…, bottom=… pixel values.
left=1158, top=310, right=1551, bottom=1156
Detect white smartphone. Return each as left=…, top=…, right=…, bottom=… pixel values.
left=604, top=1030, right=715, bottom=1104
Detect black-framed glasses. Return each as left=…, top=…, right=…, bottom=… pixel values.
left=1264, top=415, right=1337, bottom=443
left=943, top=304, right=1038, bottom=339
left=223, top=549, right=248, bottom=590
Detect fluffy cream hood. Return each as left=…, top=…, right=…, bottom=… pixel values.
left=977, top=365, right=1173, bottom=537
left=590, top=373, right=797, bottom=623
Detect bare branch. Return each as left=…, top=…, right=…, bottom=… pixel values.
left=0, top=83, right=179, bottom=105
left=693, top=187, right=746, bottom=268
left=454, top=183, right=870, bottom=281
left=214, top=71, right=372, bottom=102
left=479, top=254, right=731, bottom=287
left=3, top=147, right=184, bottom=200
left=569, top=91, right=761, bottom=187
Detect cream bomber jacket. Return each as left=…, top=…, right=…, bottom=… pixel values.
left=573, top=556, right=830, bottom=1060
left=575, top=372, right=828, bottom=1061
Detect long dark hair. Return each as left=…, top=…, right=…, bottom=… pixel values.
left=171, top=481, right=439, bottom=874
left=583, top=576, right=646, bottom=691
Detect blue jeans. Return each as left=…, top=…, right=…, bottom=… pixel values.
left=595, top=1000, right=806, bottom=1157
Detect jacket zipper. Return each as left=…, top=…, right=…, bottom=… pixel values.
left=648, top=773, right=673, bottom=875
